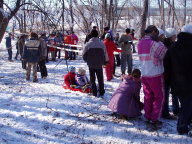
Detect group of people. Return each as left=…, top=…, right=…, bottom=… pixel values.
left=4, top=23, right=192, bottom=136
left=47, top=31, right=79, bottom=61
left=80, top=24, right=192, bottom=136
left=5, top=30, right=79, bottom=82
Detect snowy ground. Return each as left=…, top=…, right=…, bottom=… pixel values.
left=0, top=39, right=191, bottom=144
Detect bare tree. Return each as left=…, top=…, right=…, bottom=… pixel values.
left=0, top=0, right=30, bottom=43
left=140, top=0, right=148, bottom=38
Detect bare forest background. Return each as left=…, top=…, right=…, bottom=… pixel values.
left=0, top=0, right=192, bottom=43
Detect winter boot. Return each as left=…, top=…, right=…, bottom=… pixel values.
left=33, top=76, right=38, bottom=83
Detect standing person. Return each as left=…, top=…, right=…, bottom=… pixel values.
left=108, top=69, right=143, bottom=119
left=100, top=26, right=110, bottom=41
left=64, top=31, right=71, bottom=60
left=104, top=33, right=121, bottom=81
left=17, top=35, right=27, bottom=69
left=55, top=32, right=63, bottom=59
left=84, top=26, right=97, bottom=44
left=70, top=31, right=79, bottom=60
left=162, top=28, right=179, bottom=119
left=5, top=33, right=12, bottom=61
left=15, top=36, right=19, bottom=60
left=130, top=29, right=137, bottom=53
left=138, top=25, right=167, bottom=125
left=82, top=29, right=109, bottom=97
left=119, top=28, right=133, bottom=75
left=114, top=33, right=121, bottom=67
left=22, top=32, right=41, bottom=82
left=48, top=33, right=56, bottom=61
left=164, top=24, right=192, bottom=135
left=38, top=33, right=48, bottom=79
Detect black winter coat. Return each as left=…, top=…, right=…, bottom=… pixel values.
left=164, top=32, right=192, bottom=98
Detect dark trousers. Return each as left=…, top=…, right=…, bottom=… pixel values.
left=162, top=83, right=171, bottom=116
left=7, top=48, right=12, bottom=60
left=121, top=54, right=132, bottom=74
left=22, top=60, right=27, bottom=69
left=89, top=67, right=105, bottom=96
left=15, top=49, right=19, bottom=60
left=177, top=96, right=192, bottom=134
left=113, top=59, right=116, bottom=75
left=56, top=46, right=61, bottom=59
left=46, top=47, right=49, bottom=62
left=38, top=59, right=48, bottom=78
left=172, top=95, right=180, bottom=115
left=132, top=43, right=136, bottom=53
left=162, top=82, right=180, bottom=117
left=69, top=47, right=76, bottom=60
left=115, top=54, right=121, bottom=66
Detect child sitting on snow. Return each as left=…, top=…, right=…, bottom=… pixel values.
left=76, top=68, right=89, bottom=86
left=63, top=66, right=91, bottom=93
left=75, top=68, right=91, bottom=92
left=108, top=69, right=143, bottom=119
left=64, top=66, right=77, bottom=88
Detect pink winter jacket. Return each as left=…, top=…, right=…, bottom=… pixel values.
left=137, top=36, right=167, bottom=77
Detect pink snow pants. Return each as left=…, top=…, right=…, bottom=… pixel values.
left=105, top=56, right=114, bottom=81
left=142, top=75, right=165, bottom=121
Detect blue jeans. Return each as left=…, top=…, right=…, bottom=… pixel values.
left=7, top=48, right=12, bottom=60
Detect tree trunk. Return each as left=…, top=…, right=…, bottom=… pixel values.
left=70, top=0, right=74, bottom=32
left=0, top=17, right=9, bottom=43
left=108, top=0, right=113, bottom=28
left=61, top=0, right=65, bottom=35
left=140, top=0, right=148, bottom=38
left=0, top=0, right=24, bottom=43
left=160, top=0, right=165, bottom=30
left=172, top=0, right=175, bottom=27
left=183, top=0, right=187, bottom=25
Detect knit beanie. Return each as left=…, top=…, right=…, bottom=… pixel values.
left=181, top=24, right=192, bottom=34
left=69, top=66, right=76, bottom=73
left=157, top=28, right=165, bottom=36
left=77, top=68, right=86, bottom=75
left=165, top=28, right=177, bottom=38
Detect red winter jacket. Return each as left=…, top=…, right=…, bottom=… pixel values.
left=48, top=36, right=56, bottom=52
left=104, top=39, right=122, bottom=57
left=64, top=72, right=76, bottom=88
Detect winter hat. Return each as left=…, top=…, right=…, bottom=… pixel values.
left=77, top=68, right=86, bottom=75
left=105, top=33, right=111, bottom=39
left=144, top=25, right=158, bottom=34
left=181, top=24, right=192, bottom=34
left=157, top=28, right=165, bottom=36
left=69, top=66, right=76, bottom=73
left=90, top=29, right=98, bottom=37
left=104, top=26, right=110, bottom=31
left=165, top=28, right=177, bottom=38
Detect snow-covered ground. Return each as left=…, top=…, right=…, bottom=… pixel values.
left=0, top=39, right=191, bottom=144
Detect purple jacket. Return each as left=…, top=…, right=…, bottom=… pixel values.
left=108, top=77, right=142, bottom=118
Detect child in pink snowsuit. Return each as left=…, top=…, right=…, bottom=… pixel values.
left=138, top=25, right=167, bottom=124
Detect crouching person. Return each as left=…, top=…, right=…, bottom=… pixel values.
left=108, top=69, right=143, bottom=119
left=22, top=32, right=40, bottom=82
